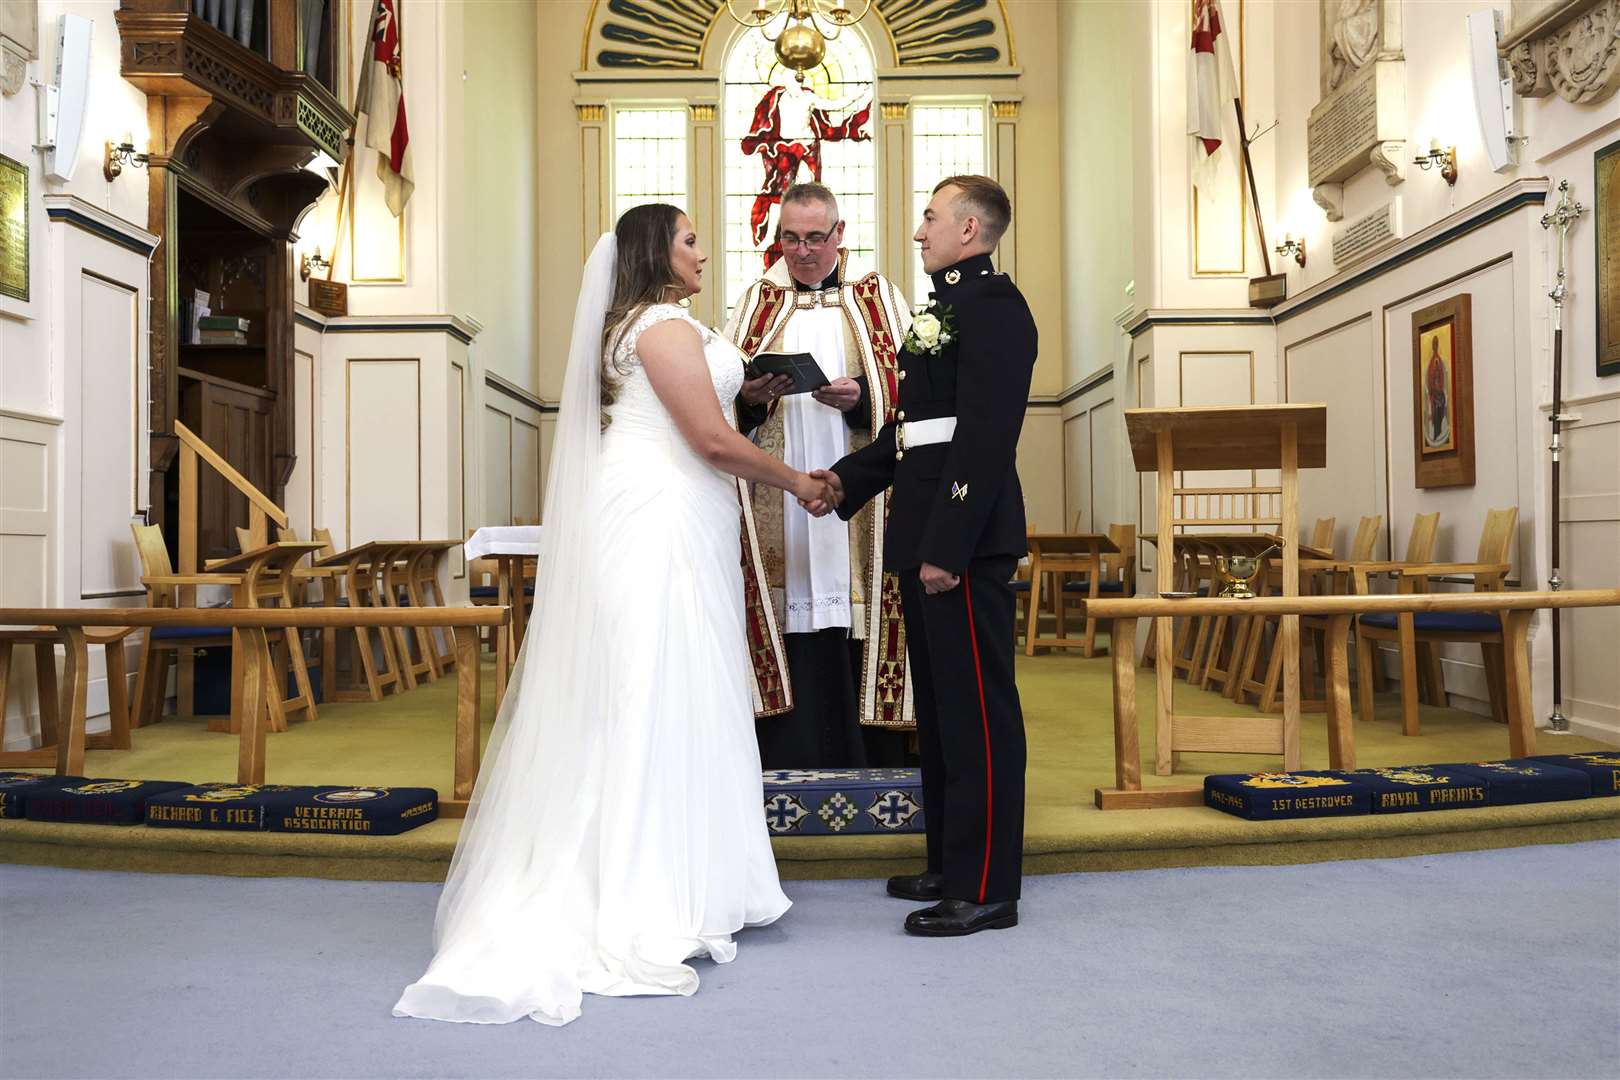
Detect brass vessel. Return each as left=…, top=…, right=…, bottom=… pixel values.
left=1213, top=545, right=1278, bottom=599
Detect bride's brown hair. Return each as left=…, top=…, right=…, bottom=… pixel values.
left=601, top=203, right=686, bottom=423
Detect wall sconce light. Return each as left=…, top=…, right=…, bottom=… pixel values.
left=1413, top=138, right=1458, bottom=185
left=103, top=139, right=149, bottom=182
left=1274, top=235, right=1307, bottom=268
left=300, top=247, right=332, bottom=281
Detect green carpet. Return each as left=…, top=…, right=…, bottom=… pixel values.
left=2, top=651, right=1615, bottom=881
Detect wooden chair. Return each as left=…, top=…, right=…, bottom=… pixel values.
left=1057, top=522, right=1137, bottom=655
left=1308, top=516, right=1336, bottom=555
left=1354, top=508, right=1516, bottom=735
left=129, top=523, right=243, bottom=729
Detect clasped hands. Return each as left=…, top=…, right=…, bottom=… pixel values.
left=797, top=469, right=844, bottom=518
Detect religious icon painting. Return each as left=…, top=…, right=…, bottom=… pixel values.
left=1411, top=294, right=1475, bottom=488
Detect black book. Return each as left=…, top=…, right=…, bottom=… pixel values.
left=744, top=351, right=829, bottom=395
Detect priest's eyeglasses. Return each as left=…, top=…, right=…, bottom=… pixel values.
left=781, top=232, right=833, bottom=251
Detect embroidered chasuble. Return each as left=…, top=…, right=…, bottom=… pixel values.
left=725, top=251, right=916, bottom=729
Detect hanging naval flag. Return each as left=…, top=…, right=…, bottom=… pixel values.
left=1187, top=0, right=1238, bottom=188
left=356, top=0, right=414, bottom=217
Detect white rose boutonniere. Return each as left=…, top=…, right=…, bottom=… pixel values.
left=901, top=301, right=956, bottom=357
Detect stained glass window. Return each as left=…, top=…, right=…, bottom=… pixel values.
left=910, top=103, right=988, bottom=305
left=723, top=23, right=876, bottom=318
left=612, top=107, right=688, bottom=226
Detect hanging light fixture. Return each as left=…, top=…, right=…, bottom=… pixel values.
left=722, top=0, right=874, bottom=81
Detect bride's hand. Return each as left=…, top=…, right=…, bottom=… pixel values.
left=794, top=472, right=837, bottom=517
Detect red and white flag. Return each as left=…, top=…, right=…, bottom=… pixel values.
left=356, top=0, right=413, bottom=217
left=1187, top=0, right=1238, bottom=187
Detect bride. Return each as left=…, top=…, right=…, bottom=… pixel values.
left=394, top=204, right=836, bottom=1026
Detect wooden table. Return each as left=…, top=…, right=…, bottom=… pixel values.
left=1127, top=405, right=1328, bottom=777
left=1024, top=533, right=1120, bottom=656
left=0, top=607, right=506, bottom=818
left=465, top=526, right=542, bottom=704
left=1077, top=588, right=1620, bottom=810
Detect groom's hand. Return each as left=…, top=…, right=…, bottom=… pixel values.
left=919, top=562, right=960, bottom=595
left=798, top=468, right=844, bottom=517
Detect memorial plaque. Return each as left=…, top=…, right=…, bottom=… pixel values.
left=0, top=153, right=26, bottom=302
left=1332, top=200, right=1402, bottom=267
left=1598, top=136, right=1619, bottom=377
left=1308, top=64, right=1380, bottom=187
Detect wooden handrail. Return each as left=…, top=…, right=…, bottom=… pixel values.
left=1076, top=588, right=1620, bottom=620
left=174, top=420, right=288, bottom=527
left=0, top=606, right=507, bottom=629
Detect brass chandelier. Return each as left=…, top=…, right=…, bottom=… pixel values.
left=721, top=0, right=875, bottom=80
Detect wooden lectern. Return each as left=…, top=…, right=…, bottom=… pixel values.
left=1118, top=404, right=1328, bottom=801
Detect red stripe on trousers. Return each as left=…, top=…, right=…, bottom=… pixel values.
left=961, top=571, right=993, bottom=904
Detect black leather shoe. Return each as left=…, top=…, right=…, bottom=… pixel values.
left=886, top=871, right=944, bottom=901
left=904, top=898, right=1018, bottom=937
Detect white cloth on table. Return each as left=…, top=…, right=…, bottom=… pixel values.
left=778, top=303, right=852, bottom=634
left=464, top=526, right=544, bottom=560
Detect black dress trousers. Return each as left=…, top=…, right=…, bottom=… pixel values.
left=898, top=554, right=1026, bottom=904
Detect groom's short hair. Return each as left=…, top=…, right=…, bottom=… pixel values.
left=934, top=175, right=1011, bottom=247
left=781, top=182, right=840, bottom=224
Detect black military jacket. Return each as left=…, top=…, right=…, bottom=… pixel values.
left=831, top=252, right=1037, bottom=574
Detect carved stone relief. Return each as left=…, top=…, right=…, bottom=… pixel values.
left=0, top=0, right=37, bottom=96
left=1309, top=1, right=1406, bottom=218
left=1502, top=0, right=1620, bottom=105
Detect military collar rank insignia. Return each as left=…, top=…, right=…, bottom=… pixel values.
left=944, top=269, right=961, bottom=285
left=950, top=481, right=968, bottom=501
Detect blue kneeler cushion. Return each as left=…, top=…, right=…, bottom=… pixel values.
left=146, top=783, right=302, bottom=830
left=762, top=768, right=925, bottom=835
left=261, top=785, right=438, bottom=835
left=1333, top=766, right=1493, bottom=813
left=0, top=772, right=80, bottom=818
left=1530, top=753, right=1620, bottom=796
left=1440, top=760, right=1592, bottom=805
left=1203, top=772, right=1372, bottom=820
left=24, top=778, right=192, bottom=824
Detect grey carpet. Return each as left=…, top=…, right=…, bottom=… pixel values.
left=2, top=841, right=1618, bottom=1080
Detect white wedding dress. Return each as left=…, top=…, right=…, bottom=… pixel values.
left=394, top=289, right=791, bottom=1027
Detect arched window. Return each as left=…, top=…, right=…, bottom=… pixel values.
left=722, top=25, right=876, bottom=317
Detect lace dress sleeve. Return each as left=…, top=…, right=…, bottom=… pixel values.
left=614, top=303, right=696, bottom=370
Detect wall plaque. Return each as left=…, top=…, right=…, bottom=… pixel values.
left=0, top=153, right=27, bottom=302
left=1332, top=199, right=1402, bottom=267
left=1308, top=0, right=1405, bottom=220
left=1598, top=136, right=1620, bottom=377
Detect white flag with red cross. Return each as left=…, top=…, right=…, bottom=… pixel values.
left=356, top=0, right=413, bottom=217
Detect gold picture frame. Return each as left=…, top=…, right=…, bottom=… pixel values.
left=1597, top=136, right=1619, bottom=378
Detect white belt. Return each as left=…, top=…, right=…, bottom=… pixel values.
left=898, top=417, right=956, bottom=449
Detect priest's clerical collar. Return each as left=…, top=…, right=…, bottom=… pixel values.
left=930, top=253, right=996, bottom=294
left=792, top=268, right=840, bottom=292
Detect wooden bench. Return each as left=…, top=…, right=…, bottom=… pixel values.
left=1074, top=588, right=1620, bottom=810
left=0, top=606, right=506, bottom=819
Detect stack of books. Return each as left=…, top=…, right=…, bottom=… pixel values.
left=198, top=315, right=251, bottom=345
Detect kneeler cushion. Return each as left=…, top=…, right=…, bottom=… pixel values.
left=1439, top=760, right=1591, bottom=806
left=761, top=769, right=926, bottom=835
left=146, top=783, right=301, bottom=830
left=260, top=786, right=439, bottom=835
left=0, top=772, right=82, bottom=818
left=24, top=778, right=192, bottom=825
left=1203, top=772, right=1371, bottom=820
left=1529, top=753, right=1620, bottom=797
left=1331, top=766, right=1493, bottom=814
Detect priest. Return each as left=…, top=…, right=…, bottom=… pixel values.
left=725, top=182, right=914, bottom=767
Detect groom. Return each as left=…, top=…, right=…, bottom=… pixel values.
left=809, top=175, right=1036, bottom=937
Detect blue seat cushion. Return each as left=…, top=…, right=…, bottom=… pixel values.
left=1061, top=579, right=1126, bottom=593
left=469, top=584, right=535, bottom=599
left=1359, top=611, right=1501, bottom=634
left=1009, top=579, right=1031, bottom=593
left=150, top=625, right=233, bottom=641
